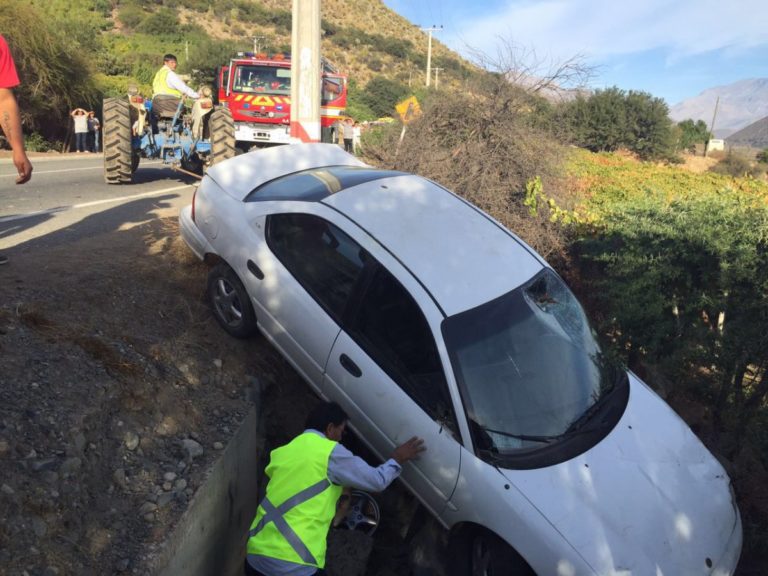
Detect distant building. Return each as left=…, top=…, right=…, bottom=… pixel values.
left=707, top=139, right=725, bottom=152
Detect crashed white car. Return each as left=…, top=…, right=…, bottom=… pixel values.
left=180, top=144, right=742, bottom=575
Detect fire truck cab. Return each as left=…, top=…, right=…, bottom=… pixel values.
left=216, top=53, right=347, bottom=149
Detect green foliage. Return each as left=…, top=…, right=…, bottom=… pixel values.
left=757, top=148, right=768, bottom=164
left=118, top=5, right=146, bottom=29
left=676, top=118, right=710, bottom=151
left=566, top=150, right=768, bottom=453
left=24, top=132, right=53, bottom=152
left=137, top=8, right=181, bottom=37
left=560, top=87, right=675, bottom=160
left=333, top=27, right=416, bottom=60
left=358, top=77, right=409, bottom=118
left=1, top=0, right=99, bottom=142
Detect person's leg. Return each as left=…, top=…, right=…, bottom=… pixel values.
left=76, top=132, right=86, bottom=152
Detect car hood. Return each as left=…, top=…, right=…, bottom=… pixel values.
left=500, top=374, right=740, bottom=575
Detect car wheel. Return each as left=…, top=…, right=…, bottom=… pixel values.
left=207, top=263, right=257, bottom=338
left=453, top=529, right=534, bottom=576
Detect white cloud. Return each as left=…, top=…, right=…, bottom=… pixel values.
left=449, top=0, right=768, bottom=63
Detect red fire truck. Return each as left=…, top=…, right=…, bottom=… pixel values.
left=216, top=52, right=347, bottom=149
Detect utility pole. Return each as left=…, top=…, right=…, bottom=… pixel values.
left=290, top=0, right=321, bottom=143
left=420, top=25, right=442, bottom=87
left=433, top=67, right=443, bottom=89
left=704, top=96, right=720, bottom=157
left=185, top=40, right=189, bottom=62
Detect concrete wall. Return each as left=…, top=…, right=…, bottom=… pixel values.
left=153, top=405, right=262, bottom=576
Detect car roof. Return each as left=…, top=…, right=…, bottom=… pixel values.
left=323, top=174, right=545, bottom=317
left=205, top=143, right=368, bottom=201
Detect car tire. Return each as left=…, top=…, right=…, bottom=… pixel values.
left=207, top=263, right=257, bottom=338
left=103, top=97, right=133, bottom=184
left=452, top=529, right=535, bottom=576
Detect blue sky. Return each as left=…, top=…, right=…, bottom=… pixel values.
left=382, top=0, right=768, bottom=106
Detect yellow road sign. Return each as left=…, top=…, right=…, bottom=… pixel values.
left=396, top=96, right=421, bottom=124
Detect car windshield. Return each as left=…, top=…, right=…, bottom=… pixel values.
left=442, top=269, right=622, bottom=455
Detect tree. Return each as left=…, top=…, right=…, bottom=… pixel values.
left=359, top=77, right=409, bottom=118
left=561, top=87, right=675, bottom=160
left=757, top=148, right=768, bottom=164
left=677, top=119, right=710, bottom=152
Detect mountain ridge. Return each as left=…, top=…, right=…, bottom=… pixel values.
left=669, top=78, right=768, bottom=138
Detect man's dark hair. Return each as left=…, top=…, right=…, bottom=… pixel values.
left=163, top=54, right=177, bottom=63
left=305, top=401, right=348, bottom=432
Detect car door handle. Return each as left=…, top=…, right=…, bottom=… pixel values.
left=247, top=259, right=264, bottom=280
left=339, top=354, right=362, bottom=378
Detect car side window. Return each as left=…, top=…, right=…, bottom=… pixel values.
left=350, top=266, right=457, bottom=430
left=267, top=213, right=366, bottom=323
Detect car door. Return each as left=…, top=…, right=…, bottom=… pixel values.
left=324, top=264, right=461, bottom=517
left=242, top=212, right=366, bottom=388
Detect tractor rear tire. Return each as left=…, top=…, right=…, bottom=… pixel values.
left=208, top=107, right=236, bottom=168
left=103, top=98, right=134, bottom=184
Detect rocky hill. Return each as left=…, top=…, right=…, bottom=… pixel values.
left=669, top=78, right=768, bottom=138
left=726, top=115, right=768, bottom=149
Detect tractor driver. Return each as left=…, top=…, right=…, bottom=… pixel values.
left=152, top=53, right=199, bottom=118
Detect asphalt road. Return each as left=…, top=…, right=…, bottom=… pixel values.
left=0, top=153, right=198, bottom=252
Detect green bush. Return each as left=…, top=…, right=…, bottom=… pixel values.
left=757, top=148, right=768, bottom=164
left=137, top=8, right=180, bottom=37
left=25, top=132, right=52, bottom=152
left=709, top=152, right=755, bottom=177
left=118, top=5, right=145, bottom=29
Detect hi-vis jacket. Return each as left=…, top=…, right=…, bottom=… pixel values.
left=247, top=432, right=344, bottom=569
left=152, top=65, right=181, bottom=98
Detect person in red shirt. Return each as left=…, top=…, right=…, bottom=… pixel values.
left=0, top=34, right=32, bottom=265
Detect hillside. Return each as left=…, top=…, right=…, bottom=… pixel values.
left=669, top=78, right=768, bottom=138
left=726, top=115, right=768, bottom=149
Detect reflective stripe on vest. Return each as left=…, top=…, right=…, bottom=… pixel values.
left=152, top=66, right=181, bottom=98
left=247, top=433, right=342, bottom=568
left=248, top=478, right=330, bottom=565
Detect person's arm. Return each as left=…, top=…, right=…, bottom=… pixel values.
left=0, top=87, right=31, bottom=184
left=327, top=436, right=425, bottom=492
left=166, top=70, right=200, bottom=99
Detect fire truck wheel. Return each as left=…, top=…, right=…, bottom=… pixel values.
left=209, top=108, right=236, bottom=167
left=103, top=97, right=134, bottom=184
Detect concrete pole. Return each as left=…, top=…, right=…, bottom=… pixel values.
left=421, top=26, right=442, bottom=88
left=290, top=0, right=321, bottom=143
left=433, top=67, right=443, bottom=89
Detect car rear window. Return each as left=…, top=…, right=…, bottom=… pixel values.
left=244, top=166, right=407, bottom=202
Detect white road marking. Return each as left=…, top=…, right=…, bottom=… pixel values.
left=0, top=183, right=193, bottom=223
left=1, top=160, right=164, bottom=177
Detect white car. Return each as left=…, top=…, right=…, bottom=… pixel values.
left=180, top=143, right=742, bottom=575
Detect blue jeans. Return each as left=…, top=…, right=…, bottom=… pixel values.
left=75, top=132, right=87, bottom=152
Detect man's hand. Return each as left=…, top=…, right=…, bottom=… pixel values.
left=391, top=436, right=426, bottom=465
left=13, top=148, right=31, bottom=184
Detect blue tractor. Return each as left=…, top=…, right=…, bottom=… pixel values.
left=102, top=86, right=235, bottom=184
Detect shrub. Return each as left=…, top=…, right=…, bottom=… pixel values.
left=709, top=152, right=755, bottom=177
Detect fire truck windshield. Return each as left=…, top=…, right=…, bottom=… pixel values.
left=233, top=65, right=291, bottom=95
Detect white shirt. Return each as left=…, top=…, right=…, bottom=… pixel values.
left=165, top=68, right=199, bottom=99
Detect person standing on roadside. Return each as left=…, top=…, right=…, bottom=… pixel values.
left=244, top=401, right=425, bottom=576
left=70, top=107, right=89, bottom=153
left=87, top=111, right=100, bottom=153
left=341, top=117, right=354, bottom=153
left=0, top=34, right=33, bottom=266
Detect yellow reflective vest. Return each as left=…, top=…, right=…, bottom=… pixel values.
left=247, top=432, right=343, bottom=569
left=152, top=65, right=181, bottom=98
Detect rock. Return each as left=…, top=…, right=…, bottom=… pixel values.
left=157, top=492, right=173, bottom=508
left=124, top=431, right=139, bottom=451
left=115, top=558, right=130, bottom=572
left=173, top=478, right=187, bottom=491
left=163, top=471, right=177, bottom=482
left=43, top=566, right=59, bottom=576
left=139, top=502, right=158, bottom=515
left=113, top=468, right=127, bottom=489
left=72, top=432, right=86, bottom=454
left=1, top=484, right=14, bottom=495
left=60, top=457, right=82, bottom=477
left=213, top=358, right=223, bottom=369
left=31, top=517, right=47, bottom=538
left=0, top=438, right=8, bottom=455
left=162, top=482, right=172, bottom=491
left=213, top=441, right=224, bottom=450
left=29, top=458, right=58, bottom=472
left=181, top=439, right=203, bottom=460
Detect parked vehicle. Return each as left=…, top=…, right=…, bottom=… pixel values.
left=103, top=86, right=235, bottom=184
left=215, top=52, right=347, bottom=150
left=179, top=144, right=742, bottom=575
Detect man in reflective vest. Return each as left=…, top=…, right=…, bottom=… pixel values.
left=245, top=401, right=425, bottom=576
left=151, top=53, right=199, bottom=118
